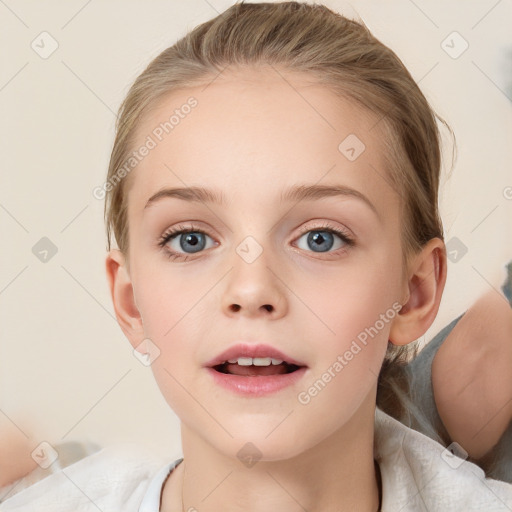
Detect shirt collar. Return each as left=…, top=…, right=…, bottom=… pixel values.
left=139, top=457, right=183, bottom=512
left=139, top=408, right=512, bottom=511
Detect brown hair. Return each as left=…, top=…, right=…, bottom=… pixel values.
left=104, top=1, right=454, bottom=424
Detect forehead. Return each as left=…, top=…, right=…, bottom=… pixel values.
left=126, top=66, right=396, bottom=215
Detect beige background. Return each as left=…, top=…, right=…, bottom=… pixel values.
left=1, top=0, right=511, bottom=460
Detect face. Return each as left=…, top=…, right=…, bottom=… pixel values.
left=122, top=66, right=406, bottom=461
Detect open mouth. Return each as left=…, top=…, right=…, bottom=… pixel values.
left=213, top=359, right=302, bottom=377
left=207, top=352, right=308, bottom=395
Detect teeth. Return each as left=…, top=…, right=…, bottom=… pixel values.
left=224, top=357, right=285, bottom=366
left=253, top=357, right=271, bottom=366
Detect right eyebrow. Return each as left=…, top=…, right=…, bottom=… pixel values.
left=144, top=187, right=225, bottom=209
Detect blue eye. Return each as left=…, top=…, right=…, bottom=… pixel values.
left=158, top=224, right=216, bottom=260
left=295, top=226, right=354, bottom=254
left=173, top=232, right=209, bottom=253
left=158, top=222, right=354, bottom=262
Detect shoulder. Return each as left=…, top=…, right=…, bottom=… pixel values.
left=374, top=407, right=512, bottom=511
left=0, top=442, right=168, bottom=512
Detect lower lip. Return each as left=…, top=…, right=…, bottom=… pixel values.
left=206, top=367, right=308, bottom=397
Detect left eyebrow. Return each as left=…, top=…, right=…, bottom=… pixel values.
left=144, top=183, right=380, bottom=220
left=280, top=183, right=379, bottom=220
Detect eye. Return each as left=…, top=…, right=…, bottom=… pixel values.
left=158, top=223, right=217, bottom=261
left=294, top=222, right=354, bottom=254
left=157, top=221, right=354, bottom=262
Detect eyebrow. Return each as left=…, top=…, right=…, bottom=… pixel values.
left=281, top=184, right=379, bottom=218
left=145, top=186, right=224, bottom=208
left=144, top=184, right=379, bottom=218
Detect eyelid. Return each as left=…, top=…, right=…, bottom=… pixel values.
left=294, top=220, right=354, bottom=240
left=158, top=221, right=352, bottom=244
left=157, top=222, right=215, bottom=247
left=157, top=220, right=355, bottom=260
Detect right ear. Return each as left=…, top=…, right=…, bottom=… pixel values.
left=105, top=249, right=144, bottom=349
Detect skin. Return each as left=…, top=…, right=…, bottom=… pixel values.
left=106, top=65, right=446, bottom=512
left=0, top=417, right=37, bottom=489
left=432, top=288, right=512, bottom=460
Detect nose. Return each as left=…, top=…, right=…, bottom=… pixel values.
left=221, top=251, right=288, bottom=319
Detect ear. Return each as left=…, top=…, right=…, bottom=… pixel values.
left=105, top=249, right=144, bottom=350
left=389, top=238, right=447, bottom=346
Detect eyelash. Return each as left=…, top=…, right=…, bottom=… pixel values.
left=157, top=221, right=355, bottom=262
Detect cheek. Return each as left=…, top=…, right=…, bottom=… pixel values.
left=302, top=256, right=402, bottom=345
left=133, top=264, right=209, bottom=338
left=133, top=269, right=210, bottom=418
left=293, top=268, right=398, bottom=440
left=295, top=252, right=402, bottom=405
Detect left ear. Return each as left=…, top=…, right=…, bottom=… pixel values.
left=389, top=237, right=447, bottom=346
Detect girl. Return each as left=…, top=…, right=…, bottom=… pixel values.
left=1, top=2, right=511, bottom=511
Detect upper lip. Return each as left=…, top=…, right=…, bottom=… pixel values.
left=204, top=343, right=307, bottom=368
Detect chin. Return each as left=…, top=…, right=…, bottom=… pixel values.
left=218, top=430, right=310, bottom=464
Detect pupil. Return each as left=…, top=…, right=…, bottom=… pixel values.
left=181, top=232, right=204, bottom=253
left=309, top=231, right=333, bottom=252
left=186, top=234, right=198, bottom=246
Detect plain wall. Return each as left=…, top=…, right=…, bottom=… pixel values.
left=1, top=0, right=511, bottom=460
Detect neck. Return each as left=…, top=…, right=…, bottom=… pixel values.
left=162, top=394, right=381, bottom=512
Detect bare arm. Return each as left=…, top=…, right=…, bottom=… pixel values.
left=0, top=419, right=38, bottom=488
left=431, top=289, right=512, bottom=460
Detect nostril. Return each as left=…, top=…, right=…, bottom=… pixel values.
left=228, top=304, right=274, bottom=313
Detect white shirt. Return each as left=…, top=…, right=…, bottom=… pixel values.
left=2, top=408, right=511, bottom=511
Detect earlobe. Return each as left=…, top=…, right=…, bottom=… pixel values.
left=105, top=249, right=144, bottom=348
left=389, top=238, right=447, bottom=346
